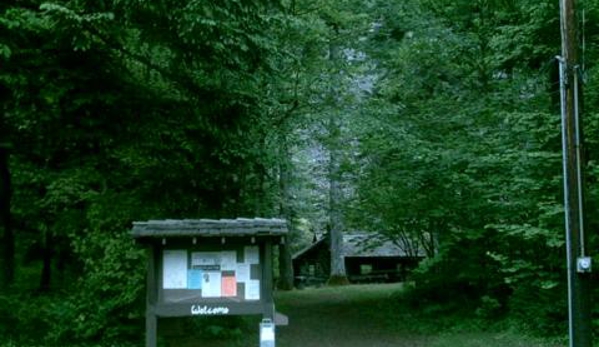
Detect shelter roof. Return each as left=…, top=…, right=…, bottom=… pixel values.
left=293, top=232, right=425, bottom=259
left=131, top=218, right=287, bottom=239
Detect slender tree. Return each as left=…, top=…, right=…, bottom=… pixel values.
left=0, top=144, right=13, bottom=289
left=326, top=37, right=349, bottom=284
left=327, top=114, right=348, bottom=284
left=278, top=131, right=296, bottom=290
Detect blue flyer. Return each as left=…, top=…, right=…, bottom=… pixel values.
left=187, top=269, right=202, bottom=290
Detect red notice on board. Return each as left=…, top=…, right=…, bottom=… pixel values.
left=222, top=275, right=237, bottom=297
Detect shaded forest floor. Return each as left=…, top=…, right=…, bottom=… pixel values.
left=161, top=283, right=565, bottom=347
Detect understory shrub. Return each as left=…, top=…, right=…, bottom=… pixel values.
left=508, top=283, right=568, bottom=336
left=45, top=230, right=146, bottom=344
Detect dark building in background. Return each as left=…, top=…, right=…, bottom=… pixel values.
left=292, top=232, right=425, bottom=287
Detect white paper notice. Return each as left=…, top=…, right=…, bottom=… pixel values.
left=201, top=271, right=222, bottom=298
left=244, top=246, right=259, bottom=264
left=245, top=280, right=260, bottom=300
left=220, top=251, right=237, bottom=271
left=163, top=250, right=188, bottom=289
left=191, top=252, right=221, bottom=267
left=236, top=263, right=250, bottom=283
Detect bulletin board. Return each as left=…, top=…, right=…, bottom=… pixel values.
left=131, top=218, right=287, bottom=347
left=160, top=245, right=262, bottom=304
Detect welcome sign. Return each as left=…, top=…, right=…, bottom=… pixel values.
left=131, top=218, right=287, bottom=347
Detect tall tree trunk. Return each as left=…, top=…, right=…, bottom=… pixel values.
left=278, top=134, right=294, bottom=290
left=327, top=115, right=348, bottom=285
left=324, top=37, right=348, bottom=285
left=278, top=239, right=294, bottom=290
left=0, top=145, right=14, bottom=290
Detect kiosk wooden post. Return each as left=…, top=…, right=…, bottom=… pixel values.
left=145, top=245, right=157, bottom=347
left=131, top=218, right=288, bottom=347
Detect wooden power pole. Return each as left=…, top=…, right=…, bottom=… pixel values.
left=558, top=0, right=592, bottom=346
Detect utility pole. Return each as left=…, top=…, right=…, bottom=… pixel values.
left=558, top=0, right=592, bottom=346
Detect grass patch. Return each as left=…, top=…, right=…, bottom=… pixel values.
left=275, top=283, right=564, bottom=347
left=429, top=331, right=565, bottom=347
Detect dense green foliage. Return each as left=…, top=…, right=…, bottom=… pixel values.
left=1, top=0, right=289, bottom=344
left=1, top=0, right=599, bottom=345
left=349, top=0, right=599, bottom=336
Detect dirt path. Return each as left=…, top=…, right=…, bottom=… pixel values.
left=275, top=283, right=430, bottom=347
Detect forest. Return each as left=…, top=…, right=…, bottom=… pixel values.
left=1, top=0, right=599, bottom=345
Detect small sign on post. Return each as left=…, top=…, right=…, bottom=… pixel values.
left=131, top=218, right=288, bottom=347
left=260, top=318, right=276, bottom=347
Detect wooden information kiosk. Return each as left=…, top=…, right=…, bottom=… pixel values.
left=131, top=218, right=288, bottom=347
